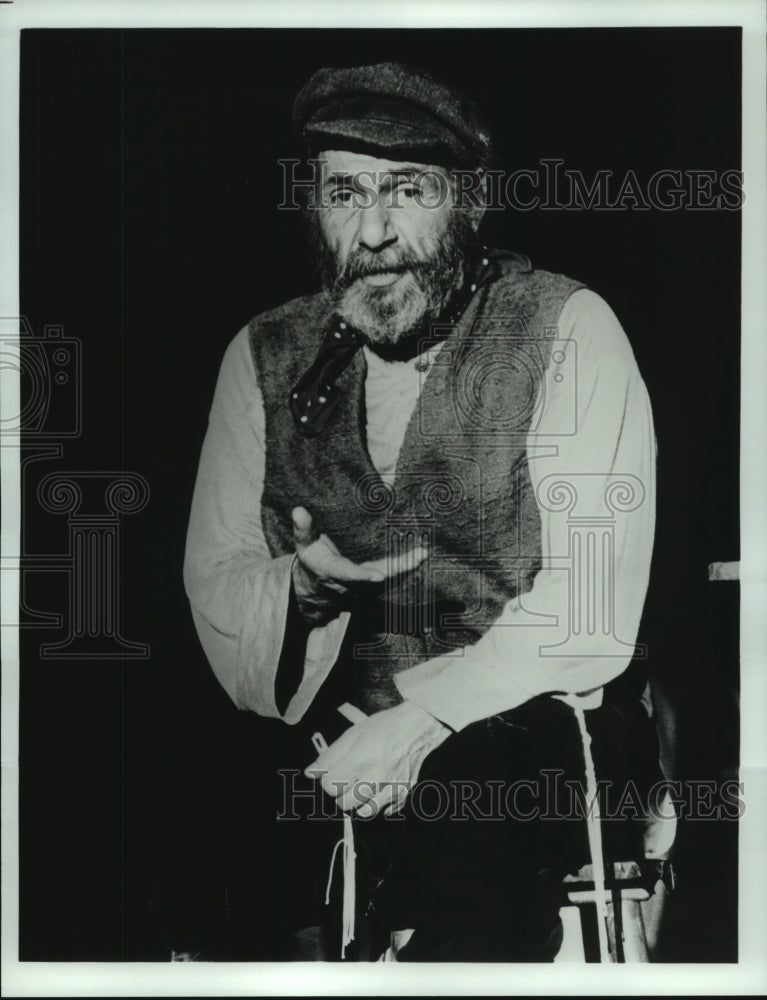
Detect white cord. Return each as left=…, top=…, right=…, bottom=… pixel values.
left=573, top=706, right=610, bottom=963
left=313, top=731, right=356, bottom=959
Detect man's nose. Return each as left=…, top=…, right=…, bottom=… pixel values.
left=358, top=195, right=396, bottom=252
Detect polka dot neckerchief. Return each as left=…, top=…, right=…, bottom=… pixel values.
left=288, top=247, right=503, bottom=438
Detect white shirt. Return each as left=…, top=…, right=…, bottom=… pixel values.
left=183, top=288, right=656, bottom=730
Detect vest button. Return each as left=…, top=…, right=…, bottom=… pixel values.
left=415, top=359, right=429, bottom=373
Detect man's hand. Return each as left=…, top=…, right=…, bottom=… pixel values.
left=291, top=506, right=428, bottom=624
left=304, top=700, right=451, bottom=818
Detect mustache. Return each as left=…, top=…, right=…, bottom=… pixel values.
left=305, top=205, right=480, bottom=296
left=335, top=249, right=431, bottom=289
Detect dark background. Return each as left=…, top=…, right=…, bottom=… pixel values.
left=19, top=28, right=740, bottom=961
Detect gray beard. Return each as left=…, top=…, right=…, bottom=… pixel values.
left=308, top=210, right=477, bottom=349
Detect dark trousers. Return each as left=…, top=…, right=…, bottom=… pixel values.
left=302, top=690, right=660, bottom=962
left=231, top=681, right=661, bottom=962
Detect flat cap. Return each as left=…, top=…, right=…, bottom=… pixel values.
left=293, top=62, right=491, bottom=168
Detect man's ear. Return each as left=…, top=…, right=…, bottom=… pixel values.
left=471, top=169, right=488, bottom=232
left=452, top=167, right=488, bottom=232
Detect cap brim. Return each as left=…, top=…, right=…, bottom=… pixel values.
left=304, top=117, right=461, bottom=164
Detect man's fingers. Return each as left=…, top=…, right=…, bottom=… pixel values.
left=359, top=545, right=429, bottom=579
left=352, top=783, right=405, bottom=818
left=307, top=770, right=354, bottom=807
left=316, top=579, right=349, bottom=595
left=305, top=730, right=353, bottom=774
left=303, top=547, right=385, bottom=583
left=291, top=506, right=316, bottom=547
left=292, top=509, right=343, bottom=556
left=353, top=798, right=380, bottom=820
left=308, top=776, right=406, bottom=818
left=335, top=780, right=380, bottom=816
left=293, top=507, right=428, bottom=585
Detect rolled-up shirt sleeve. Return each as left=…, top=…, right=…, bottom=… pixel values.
left=394, top=289, right=656, bottom=731
left=183, top=326, right=348, bottom=724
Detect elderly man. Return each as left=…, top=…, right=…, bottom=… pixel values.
left=184, top=62, right=661, bottom=961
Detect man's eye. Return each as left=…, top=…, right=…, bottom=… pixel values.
left=329, top=189, right=355, bottom=207
left=396, top=184, right=418, bottom=200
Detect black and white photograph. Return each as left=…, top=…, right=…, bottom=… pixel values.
left=1, top=1, right=765, bottom=995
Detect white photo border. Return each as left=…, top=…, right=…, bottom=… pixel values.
left=1, top=0, right=765, bottom=996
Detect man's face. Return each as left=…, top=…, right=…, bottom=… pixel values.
left=311, top=150, right=477, bottom=348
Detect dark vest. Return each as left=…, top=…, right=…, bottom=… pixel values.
left=250, top=253, right=584, bottom=713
